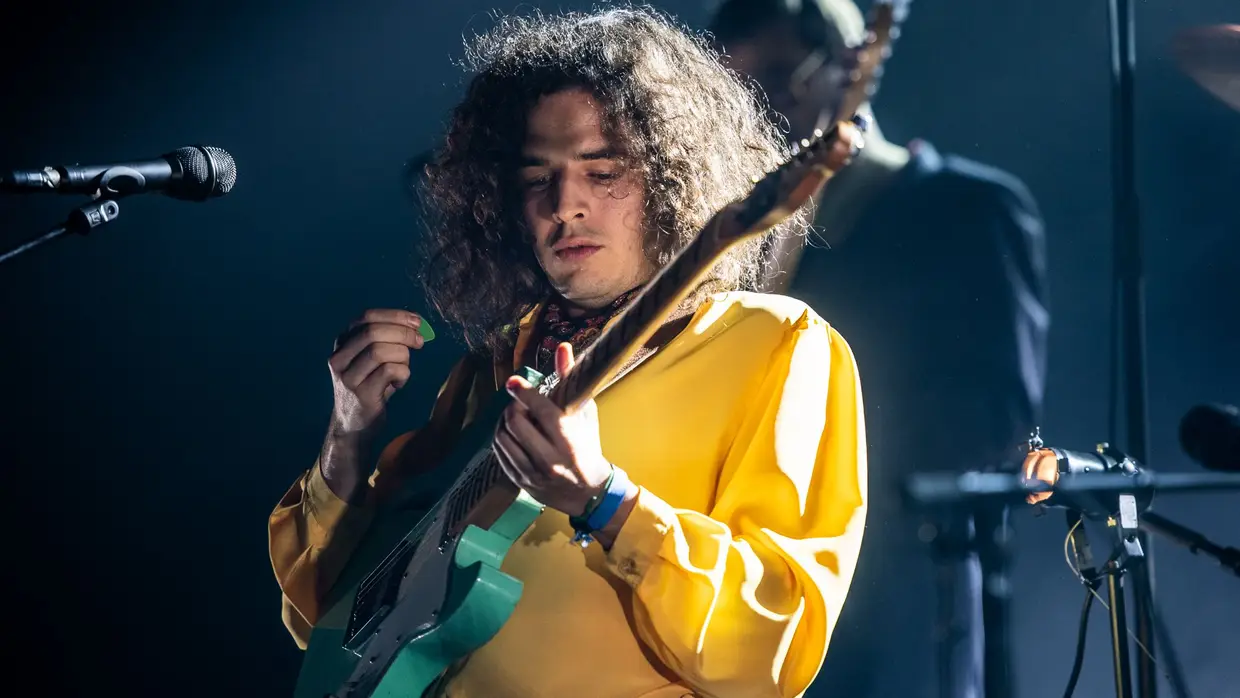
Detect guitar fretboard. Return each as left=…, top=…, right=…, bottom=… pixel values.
left=432, top=214, right=731, bottom=526
left=443, top=450, right=505, bottom=532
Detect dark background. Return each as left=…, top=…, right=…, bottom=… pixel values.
left=2, top=1, right=1236, bottom=695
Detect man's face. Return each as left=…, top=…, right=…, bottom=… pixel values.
left=519, top=87, right=655, bottom=310
left=723, top=22, right=845, bottom=141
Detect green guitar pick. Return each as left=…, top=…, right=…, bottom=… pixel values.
left=418, top=318, right=436, bottom=342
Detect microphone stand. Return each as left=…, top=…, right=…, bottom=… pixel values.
left=1063, top=491, right=1145, bottom=698
left=1103, top=0, right=1159, bottom=693
left=1064, top=501, right=1237, bottom=698
left=1140, top=512, right=1240, bottom=578
left=904, top=468, right=1240, bottom=698
left=1136, top=510, right=1240, bottom=698
left=0, top=198, right=121, bottom=265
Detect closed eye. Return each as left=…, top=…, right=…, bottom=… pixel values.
left=522, top=175, right=551, bottom=191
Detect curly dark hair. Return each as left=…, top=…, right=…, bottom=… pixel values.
left=418, top=6, right=805, bottom=355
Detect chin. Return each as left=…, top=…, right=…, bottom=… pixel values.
left=547, top=258, right=599, bottom=287
left=559, top=281, right=619, bottom=308
left=560, top=283, right=609, bottom=302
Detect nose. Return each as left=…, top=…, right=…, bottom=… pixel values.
left=551, top=175, right=590, bottom=224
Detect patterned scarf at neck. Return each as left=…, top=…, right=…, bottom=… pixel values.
left=534, top=287, right=642, bottom=374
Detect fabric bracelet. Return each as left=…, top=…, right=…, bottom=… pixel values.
left=585, top=465, right=632, bottom=532
left=570, top=465, right=614, bottom=528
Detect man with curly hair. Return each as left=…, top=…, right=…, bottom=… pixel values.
left=269, top=8, right=869, bottom=697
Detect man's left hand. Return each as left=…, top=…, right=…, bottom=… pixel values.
left=493, top=342, right=613, bottom=517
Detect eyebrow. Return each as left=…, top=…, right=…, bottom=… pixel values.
left=519, top=148, right=618, bottom=167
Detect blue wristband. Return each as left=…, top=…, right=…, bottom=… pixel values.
left=585, top=465, right=632, bottom=532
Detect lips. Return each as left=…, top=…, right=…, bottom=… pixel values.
left=555, top=245, right=601, bottom=261
left=552, top=237, right=602, bottom=259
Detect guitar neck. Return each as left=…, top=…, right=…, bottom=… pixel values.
left=551, top=213, right=735, bottom=410
left=428, top=213, right=737, bottom=539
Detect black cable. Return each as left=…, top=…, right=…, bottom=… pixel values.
left=1063, top=583, right=1098, bottom=698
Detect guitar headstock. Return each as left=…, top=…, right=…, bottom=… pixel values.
left=724, top=0, right=912, bottom=241
left=833, top=0, right=911, bottom=125
left=729, top=120, right=866, bottom=237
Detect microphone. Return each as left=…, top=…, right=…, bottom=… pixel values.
left=1180, top=403, right=1240, bottom=473
left=1046, top=445, right=1140, bottom=477
left=1039, top=443, right=1150, bottom=517
left=1, top=145, right=237, bottom=201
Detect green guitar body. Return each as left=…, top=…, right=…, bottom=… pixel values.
left=294, top=372, right=548, bottom=698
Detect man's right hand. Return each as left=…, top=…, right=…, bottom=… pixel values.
left=328, top=309, right=425, bottom=436
left=320, top=309, right=425, bottom=502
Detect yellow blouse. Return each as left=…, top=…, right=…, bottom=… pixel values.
left=269, top=291, right=868, bottom=698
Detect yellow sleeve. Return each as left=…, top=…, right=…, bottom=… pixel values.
left=267, top=353, right=487, bottom=648
left=605, top=314, right=867, bottom=697
left=268, top=454, right=382, bottom=648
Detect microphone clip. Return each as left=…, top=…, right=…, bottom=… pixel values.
left=1027, top=426, right=1045, bottom=452
left=1095, top=442, right=1141, bottom=476
left=1108, top=490, right=1146, bottom=573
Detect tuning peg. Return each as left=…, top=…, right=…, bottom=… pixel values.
left=813, top=128, right=824, bottom=139
left=800, top=138, right=811, bottom=149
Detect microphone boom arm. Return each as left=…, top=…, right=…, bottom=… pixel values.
left=1140, top=511, right=1240, bottom=578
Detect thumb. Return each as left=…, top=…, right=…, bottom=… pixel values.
left=555, top=342, right=576, bottom=376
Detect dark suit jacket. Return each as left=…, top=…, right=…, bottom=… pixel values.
left=795, top=140, right=1049, bottom=698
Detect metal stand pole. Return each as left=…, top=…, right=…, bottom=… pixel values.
left=1106, top=564, right=1135, bottom=698
left=1104, top=0, right=1158, bottom=693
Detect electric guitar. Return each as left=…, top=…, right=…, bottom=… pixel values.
left=295, top=4, right=907, bottom=696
